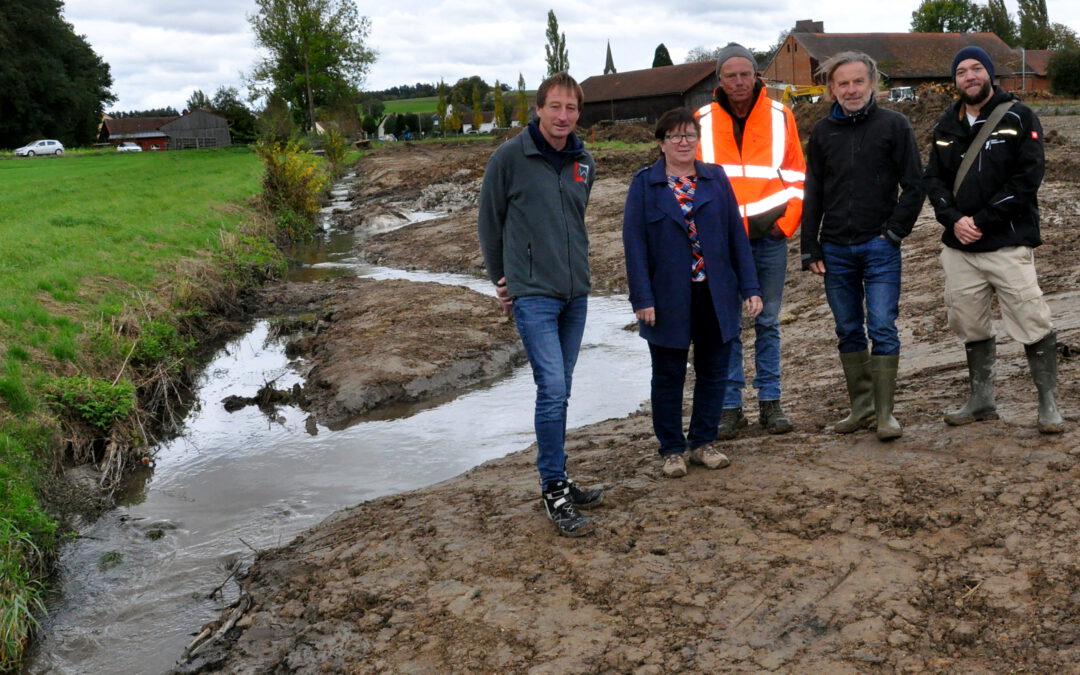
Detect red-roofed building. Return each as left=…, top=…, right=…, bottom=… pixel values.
left=762, top=20, right=1051, bottom=93
left=97, top=110, right=233, bottom=150
left=97, top=116, right=176, bottom=150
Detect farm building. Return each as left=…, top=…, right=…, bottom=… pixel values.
left=160, top=110, right=231, bottom=150
left=578, top=61, right=717, bottom=128
left=762, top=20, right=1050, bottom=93
left=98, top=110, right=232, bottom=150
left=97, top=116, right=173, bottom=150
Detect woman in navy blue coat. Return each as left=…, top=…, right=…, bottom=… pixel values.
left=623, top=107, right=762, bottom=478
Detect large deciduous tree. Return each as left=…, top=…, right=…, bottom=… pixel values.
left=910, top=0, right=983, bottom=33
left=983, top=0, right=1018, bottom=45
left=0, top=0, right=114, bottom=148
left=1047, top=49, right=1080, bottom=96
left=544, top=9, right=569, bottom=76
left=249, top=0, right=376, bottom=133
left=1017, top=0, right=1050, bottom=48
left=212, top=86, right=258, bottom=142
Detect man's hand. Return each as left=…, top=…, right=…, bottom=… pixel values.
left=495, top=277, right=513, bottom=316
left=953, top=216, right=983, bottom=245
left=635, top=307, right=656, bottom=326
left=744, top=295, right=763, bottom=317
left=809, top=260, right=826, bottom=276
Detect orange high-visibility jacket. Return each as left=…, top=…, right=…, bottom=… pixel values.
left=695, top=86, right=805, bottom=238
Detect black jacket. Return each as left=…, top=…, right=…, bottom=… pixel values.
left=801, top=99, right=925, bottom=269
left=923, top=86, right=1045, bottom=252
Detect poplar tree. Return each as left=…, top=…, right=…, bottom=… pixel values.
left=493, top=80, right=506, bottom=128
left=436, top=80, right=448, bottom=135
left=516, top=73, right=529, bottom=126
left=544, top=10, right=569, bottom=75
left=471, top=86, right=483, bottom=132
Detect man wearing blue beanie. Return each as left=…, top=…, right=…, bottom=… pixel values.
left=923, top=46, right=1065, bottom=434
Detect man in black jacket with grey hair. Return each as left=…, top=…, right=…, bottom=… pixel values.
left=801, top=50, right=924, bottom=442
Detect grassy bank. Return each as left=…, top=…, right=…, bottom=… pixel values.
left=0, top=146, right=273, bottom=668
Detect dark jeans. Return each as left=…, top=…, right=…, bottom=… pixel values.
left=822, top=236, right=902, bottom=355
left=648, top=283, right=737, bottom=456
left=513, top=294, right=588, bottom=485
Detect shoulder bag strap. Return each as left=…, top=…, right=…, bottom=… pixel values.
left=953, top=101, right=1015, bottom=195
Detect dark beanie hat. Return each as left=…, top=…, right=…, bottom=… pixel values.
left=716, top=43, right=757, bottom=80
left=951, top=46, right=995, bottom=81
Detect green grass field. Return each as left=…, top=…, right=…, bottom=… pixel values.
left=0, top=146, right=265, bottom=668
left=382, top=97, right=438, bottom=114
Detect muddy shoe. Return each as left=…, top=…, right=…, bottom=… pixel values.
left=662, top=453, right=688, bottom=478
left=716, top=407, right=748, bottom=440
left=688, top=443, right=730, bottom=469
left=758, top=400, right=793, bottom=434
left=566, top=478, right=604, bottom=510
left=542, top=480, right=594, bottom=537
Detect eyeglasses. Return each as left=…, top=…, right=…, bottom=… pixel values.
left=665, top=133, right=698, bottom=143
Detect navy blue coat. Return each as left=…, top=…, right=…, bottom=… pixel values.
left=623, top=159, right=761, bottom=349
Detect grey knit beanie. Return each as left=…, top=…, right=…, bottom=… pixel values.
left=715, top=43, right=757, bottom=79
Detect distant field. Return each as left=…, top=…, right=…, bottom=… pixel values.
left=383, top=97, right=438, bottom=114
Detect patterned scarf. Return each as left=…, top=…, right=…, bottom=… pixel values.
left=667, top=175, right=705, bottom=281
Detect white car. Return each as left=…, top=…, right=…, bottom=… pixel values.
left=15, top=139, right=64, bottom=156
left=116, top=142, right=143, bottom=152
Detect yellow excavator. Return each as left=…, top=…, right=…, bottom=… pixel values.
left=766, top=83, right=827, bottom=106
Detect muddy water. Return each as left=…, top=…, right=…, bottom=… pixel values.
left=27, top=217, right=651, bottom=673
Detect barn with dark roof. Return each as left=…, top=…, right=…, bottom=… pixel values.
left=578, top=61, right=717, bottom=128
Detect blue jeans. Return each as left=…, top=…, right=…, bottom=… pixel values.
left=822, top=236, right=901, bottom=355
left=649, top=283, right=736, bottom=456
left=723, top=234, right=787, bottom=408
left=512, top=295, right=588, bottom=485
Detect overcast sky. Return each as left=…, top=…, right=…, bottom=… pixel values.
left=63, top=0, right=1080, bottom=112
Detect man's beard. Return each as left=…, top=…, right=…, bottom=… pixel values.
left=959, top=80, right=992, bottom=106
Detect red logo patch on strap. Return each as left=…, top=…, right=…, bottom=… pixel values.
left=1032, top=130, right=1040, bottom=140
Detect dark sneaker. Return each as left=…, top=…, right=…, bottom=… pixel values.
left=566, top=478, right=604, bottom=510
left=759, top=400, right=793, bottom=435
left=717, top=407, right=748, bottom=440
left=542, top=480, right=594, bottom=537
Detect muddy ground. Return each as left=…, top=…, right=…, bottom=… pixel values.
left=178, top=109, right=1080, bottom=673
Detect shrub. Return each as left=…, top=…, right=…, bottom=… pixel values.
left=322, top=128, right=348, bottom=175
left=254, top=140, right=329, bottom=242
left=0, top=517, right=46, bottom=671
left=1048, top=49, right=1080, bottom=97
left=44, top=375, right=136, bottom=432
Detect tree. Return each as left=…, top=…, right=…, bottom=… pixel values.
left=436, top=80, right=448, bottom=135
left=544, top=9, right=569, bottom=75
left=653, top=43, right=673, bottom=68
left=186, top=89, right=211, bottom=111
left=1047, top=23, right=1080, bottom=50
left=471, top=86, right=483, bottom=132
left=982, top=0, right=1018, bottom=45
left=516, top=73, right=529, bottom=126
left=249, top=0, right=376, bottom=132
left=493, top=80, right=506, bottom=128
left=449, top=76, right=491, bottom=109
left=211, top=86, right=258, bottom=142
left=0, top=0, right=114, bottom=148
left=1018, top=0, right=1051, bottom=48
left=1047, top=48, right=1080, bottom=96
left=258, top=92, right=296, bottom=143
left=910, top=0, right=982, bottom=33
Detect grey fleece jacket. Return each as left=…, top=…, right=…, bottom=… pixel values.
left=477, top=127, right=595, bottom=300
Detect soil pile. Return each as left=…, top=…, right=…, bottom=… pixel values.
left=176, top=116, right=1080, bottom=673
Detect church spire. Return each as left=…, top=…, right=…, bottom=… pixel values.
left=604, top=40, right=616, bottom=75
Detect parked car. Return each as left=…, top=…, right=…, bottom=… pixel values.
left=117, top=142, right=142, bottom=152
left=15, top=139, right=64, bottom=156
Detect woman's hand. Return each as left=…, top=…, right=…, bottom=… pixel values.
left=744, top=295, right=763, bottom=317
left=635, top=307, right=656, bottom=326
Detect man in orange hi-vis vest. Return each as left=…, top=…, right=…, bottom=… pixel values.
left=695, top=43, right=805, bottom=438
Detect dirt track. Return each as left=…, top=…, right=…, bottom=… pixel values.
left=177, top=113, right=1080, bottom=673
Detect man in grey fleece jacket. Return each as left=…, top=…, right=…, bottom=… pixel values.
left=478, top=72, right=604, bottom=537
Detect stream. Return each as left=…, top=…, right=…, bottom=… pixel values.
left=26, top=191, right=651, bottom=673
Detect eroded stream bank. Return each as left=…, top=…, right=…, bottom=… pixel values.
left=26, top=168, right=651, bottom=674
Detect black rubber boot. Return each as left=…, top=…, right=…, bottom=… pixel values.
left=716, top=407, right=748, bottom=440
left=1025, top=332, right=1065, bottom=434
left=566, top=478, right=604, bottom=510
left=542, top=480, right=594, bottom=537
left=758, top=400, right=793, bottom=434
left=944, top=338, right=999, bottom=426
left=871, top=354, right=903, bottom=441
left=835, top=350, right=875, bottom=433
